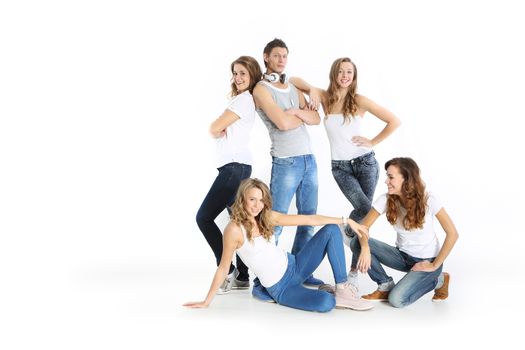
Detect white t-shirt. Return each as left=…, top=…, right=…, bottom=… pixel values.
left=373, top=192, right=443, bottom=258
left=235, top=226, right=288, bottom=287
left=215, top=91, right=256, bottom=168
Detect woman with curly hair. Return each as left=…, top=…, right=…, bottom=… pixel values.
left=347, top=157, right=459, bottom=308
left=185, top=178, right=374, bottom=312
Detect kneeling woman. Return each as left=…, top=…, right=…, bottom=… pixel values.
left=184, top=178, right=373, bottom=312
left=351, top=157, right=459, bottom=308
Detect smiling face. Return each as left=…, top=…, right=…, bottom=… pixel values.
left=385, top=165, right=405, bottom=196
left=264, top=47, right=288, bottom=74
left=232, top=63, right=251, bottom=93
left=336, top=61, right=355, bottom=89
left=244, top=187, right=265, bottom=218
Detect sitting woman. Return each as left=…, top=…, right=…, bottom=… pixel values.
left=184, top=178, right=373, bottom=312
left=349, top=157, right=459, bottom=308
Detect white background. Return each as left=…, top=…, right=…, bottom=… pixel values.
left=1, top=0, right=523, bottom=348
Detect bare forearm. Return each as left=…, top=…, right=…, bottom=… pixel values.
left=371, top=118, right=401, bottom=146
left=292, top=109, right=320, bottom=125
left=203, top=266, right=230, bottom=305
left=432, top=234, right=458, bottom=268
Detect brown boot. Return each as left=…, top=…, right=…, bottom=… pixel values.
left=432, top=272, right=450, bottom=302
left=362, top=289, right=389, bottom=301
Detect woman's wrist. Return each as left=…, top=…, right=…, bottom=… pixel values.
left=341, top=216, right=348, bottom=225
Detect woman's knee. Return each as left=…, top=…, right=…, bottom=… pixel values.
left=315, top=294, right=336, bottom=313
left=388, top=289, right=409, bottom=309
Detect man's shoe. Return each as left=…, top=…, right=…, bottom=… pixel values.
left=217, top=273, right=234, bottom=295
left=432, top=272, right=450, bottom=302
left=335, top=283, right=374, bottom=311
left=318, top=283, right=335, bottom=294
left=303, top=275, right=324, bottom=286
left=251, top=278, right=275, bottom=303
left=362, top=289, right=389, bottom=301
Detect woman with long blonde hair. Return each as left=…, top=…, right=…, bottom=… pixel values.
left=185, top=178, right=374, bottom=312
left=290, top=58, right=400, bottom=286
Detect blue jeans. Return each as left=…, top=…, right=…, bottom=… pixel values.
left=196, top=162, right=251, bottom=278
left=350, top=237, right=443, bottom=308
left=270, top=154, right=318, bottom=255
left=266, top=224, right=346, bottom=312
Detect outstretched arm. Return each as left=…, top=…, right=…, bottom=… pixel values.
left=183, top=223, right=241, bottom=308
left=253, top=84, right=304, bottom=131
left=352, top=95, right=401, bottom=147
left=411, top=208, right=459, bottom=272
left=270, top=211, right=368, bottom=238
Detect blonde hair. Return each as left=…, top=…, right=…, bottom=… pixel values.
left=230, top=178, right=274, bottom=241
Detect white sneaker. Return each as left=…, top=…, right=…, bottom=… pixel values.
left=335, top=283, right=374, bottom=311
left=217, top=273, right=234, bottom=295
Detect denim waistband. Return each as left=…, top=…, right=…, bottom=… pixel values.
left=332, top=151, right=375, bottom=164
left=217, top=162, right=252, bottom=170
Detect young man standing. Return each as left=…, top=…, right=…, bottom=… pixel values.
left=253, top=38, right=323, bottom=293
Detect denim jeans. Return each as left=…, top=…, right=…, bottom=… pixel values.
left=350, top=237, right=443, bottom=308
left=266, top=224, right=346, bottom=312
left=270, top=154, right=318, bottom=255
left=196, top=162, right=251, bottom=278
left=331, top=151, right=379, bottom=240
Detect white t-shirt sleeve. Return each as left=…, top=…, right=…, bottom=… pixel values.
left=372, top=193, right=388, bottom=214
left=427, top=192, right=443, bottom=215
left=227, top=92, right=255, bottom=120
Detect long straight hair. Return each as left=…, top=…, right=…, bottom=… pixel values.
left=326, top=57, right=358, bottom=121
left=385, top=157, right=428, bottom=230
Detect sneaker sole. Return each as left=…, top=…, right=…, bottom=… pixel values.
left=253, top=297, right=276, bottom=303
left=232, top=286, right=250, bottom=290
left=335, top=304, right=374, bottom=311
left=432, top=297, right=447, bottom=302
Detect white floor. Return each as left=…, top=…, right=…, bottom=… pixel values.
left=2, top=249, right=519, bottom=350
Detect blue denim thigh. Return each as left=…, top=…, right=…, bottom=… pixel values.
left=270, top=155, right=318, bottom=250
left=295, top=224, right=347, bottom=284
left=267, top=254, right=335, bottom=312
left=388, top=259, right=443, bottom=308
left=292, top=154, right=318, bottom=254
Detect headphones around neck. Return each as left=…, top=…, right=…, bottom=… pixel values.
left=264, top=72, right=287, bottom=84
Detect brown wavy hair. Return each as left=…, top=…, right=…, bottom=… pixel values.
left=230, top=56, right=262, bottom=96
left=326, top=57, right=358, bottom=121
left=230, top=178, right=274, bottom=241
left=385, top=157, right=428, bottom=230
